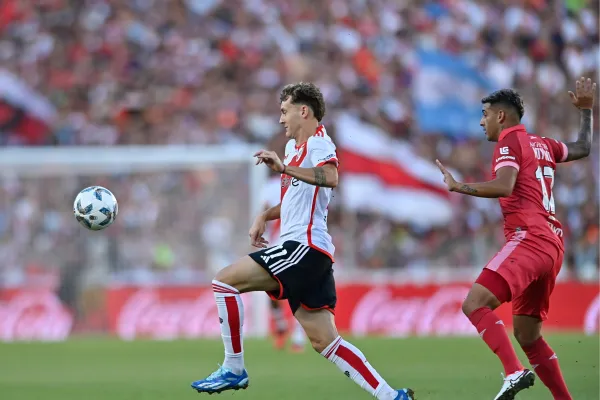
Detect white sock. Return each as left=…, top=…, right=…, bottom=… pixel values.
left=321, top=336, right=397, bottom=400
left=212, top=280, right=244, bottom=375
left=291, top=319, right=306, bottom=346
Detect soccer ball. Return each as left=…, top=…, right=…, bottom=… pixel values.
left=73, top=186, right=118, bottom=231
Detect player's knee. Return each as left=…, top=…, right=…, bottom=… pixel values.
left=309, top=333, right=336, bottom=354
left=514, top=327, right=541, bottom=347
left=461, top=300, right=473, bottom=316
left=214, top=263, right=252, bottom=292
left=214, top=265, right=237, bottom=287
left=303, top=325, right=337, bottom=353
left=461, top=298, right=490, bottom=317
left=462, top=283, right=502, bottom=316
left=461, top=293, right=486, bottom=316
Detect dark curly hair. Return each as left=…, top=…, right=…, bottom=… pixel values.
left=279, top=82, right=326, bottom=122
left=481, top=89, right=525, bottom=120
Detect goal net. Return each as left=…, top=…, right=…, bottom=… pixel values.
left=0, top=145, right=270, bottom=338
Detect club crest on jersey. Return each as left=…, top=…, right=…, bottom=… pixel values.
left=281, top=176, right=299, bottom=188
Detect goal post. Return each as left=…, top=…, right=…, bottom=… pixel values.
left=0, top=145, right=271, bottom=338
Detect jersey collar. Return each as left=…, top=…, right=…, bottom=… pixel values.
left=295, top=124, right=325, bottom=149
left=314, top=124, right=325, bottom=137
left=498, top=124, right=526, bottom=141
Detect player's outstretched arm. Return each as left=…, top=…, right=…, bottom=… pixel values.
left=436, top=160, right=517, bottom=198
left=254, top=149, right=338, bottom=188
left=282, top=164, right=338, bottom=188
left=564, top=108, right=593, bottom=161
left=565, top=77, right=595, bottom=162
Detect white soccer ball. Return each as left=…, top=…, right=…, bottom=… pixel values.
left=73, top=186, right=118, bottom=231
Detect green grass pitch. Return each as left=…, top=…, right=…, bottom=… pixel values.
left=0, top=334, right=597, bottom=399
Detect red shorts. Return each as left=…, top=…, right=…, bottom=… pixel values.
left=476, top=231, right=564, bottom=321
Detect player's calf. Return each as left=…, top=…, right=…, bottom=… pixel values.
left=203, top=256, right=279, bottom=380
left=320, top=336, right=414, bottom=399
left=465, top=273, right=524, bottom=377
left=521, top=337, right=572, bottom=399
left=297, top=308, right=413, bottom=400
left=212, top=279, right=245, bottom=375
left=190, top=279, right=250, bottom=394
left=514, top=316, right=572, bottom=400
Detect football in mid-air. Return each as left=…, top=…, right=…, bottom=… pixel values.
left=73, top=186, right=118, bottom=231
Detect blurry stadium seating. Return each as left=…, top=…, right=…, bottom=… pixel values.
left=0, top=0, right=597, bottom=288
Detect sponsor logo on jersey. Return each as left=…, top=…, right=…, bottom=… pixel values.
left=318, top=153, right=336, bottom=162
left=495, top=155, right=516, bottom=163
left=281, top=177, right=300, bottom=188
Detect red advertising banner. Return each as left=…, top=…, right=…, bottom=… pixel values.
left=104, top=282, right=599, bottom=339
left=2, top=281, right=595, bottom=342
left=106, top=286, right=256, bottom=340
left=0, top=289, right=73, bottom=342
left=334, top=282, right=600, bottom=336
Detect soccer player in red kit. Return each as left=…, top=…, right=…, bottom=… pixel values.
left=436, top=77, right=595, bottom=400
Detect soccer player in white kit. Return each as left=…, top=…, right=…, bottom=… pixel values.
left=261, top=173, right=307, bottom=352
left=191, top=83, right=414, bottom=400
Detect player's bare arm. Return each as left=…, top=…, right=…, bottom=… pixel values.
left=249, top=203, right=281, bottom=248
left=436, top=160, right=517, bottom=198
left=261, top=203, right=281, bottom=221
left=254, top=150, right=338, bottom=188
left=281, top=164, right=338, bottom=188
left=564, top=77, right=596, bottom=162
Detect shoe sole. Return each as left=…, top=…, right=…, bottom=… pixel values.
left=496, top=371, right=535, bottom=400
left=192, top=379, right=249, bottom=394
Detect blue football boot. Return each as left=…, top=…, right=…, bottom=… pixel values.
left=394, top=388, right=415, bottom=399
left=191, top=365, right=249, bottom=394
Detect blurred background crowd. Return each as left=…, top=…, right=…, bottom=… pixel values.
left=0, top=0, right=598, bottom=291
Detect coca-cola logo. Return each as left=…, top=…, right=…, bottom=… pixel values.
left=584, top=294, right=600, bottom=335
left=116, top=290, right=252, bottom=340
left=350, top=287, right=476, bottom=337
left=0, top=292, right=73, bottom=342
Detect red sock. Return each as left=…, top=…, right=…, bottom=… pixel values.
left=522, top=337, right=572, bottom=400
left=468, top=307, right=523, bottom=375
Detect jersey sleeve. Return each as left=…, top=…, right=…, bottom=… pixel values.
left=309, top=137, right=339, bottom=168
left=492, top=135, right=522, bottom=173
left=542, top=137, right=569, bottom=163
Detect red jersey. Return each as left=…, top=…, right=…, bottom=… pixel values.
left=491, top=125, right=568, bottom=246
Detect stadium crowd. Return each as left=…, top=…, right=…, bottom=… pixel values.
left=0, top=0, right=597, bottom=287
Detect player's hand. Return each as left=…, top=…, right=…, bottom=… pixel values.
left=254, top=150, right=285, bottom=173
left=436, top=159, right=458, bottom=192
left=569, top=77, right=596, bottom=110
left=249, top=215, right=269, bottom=248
